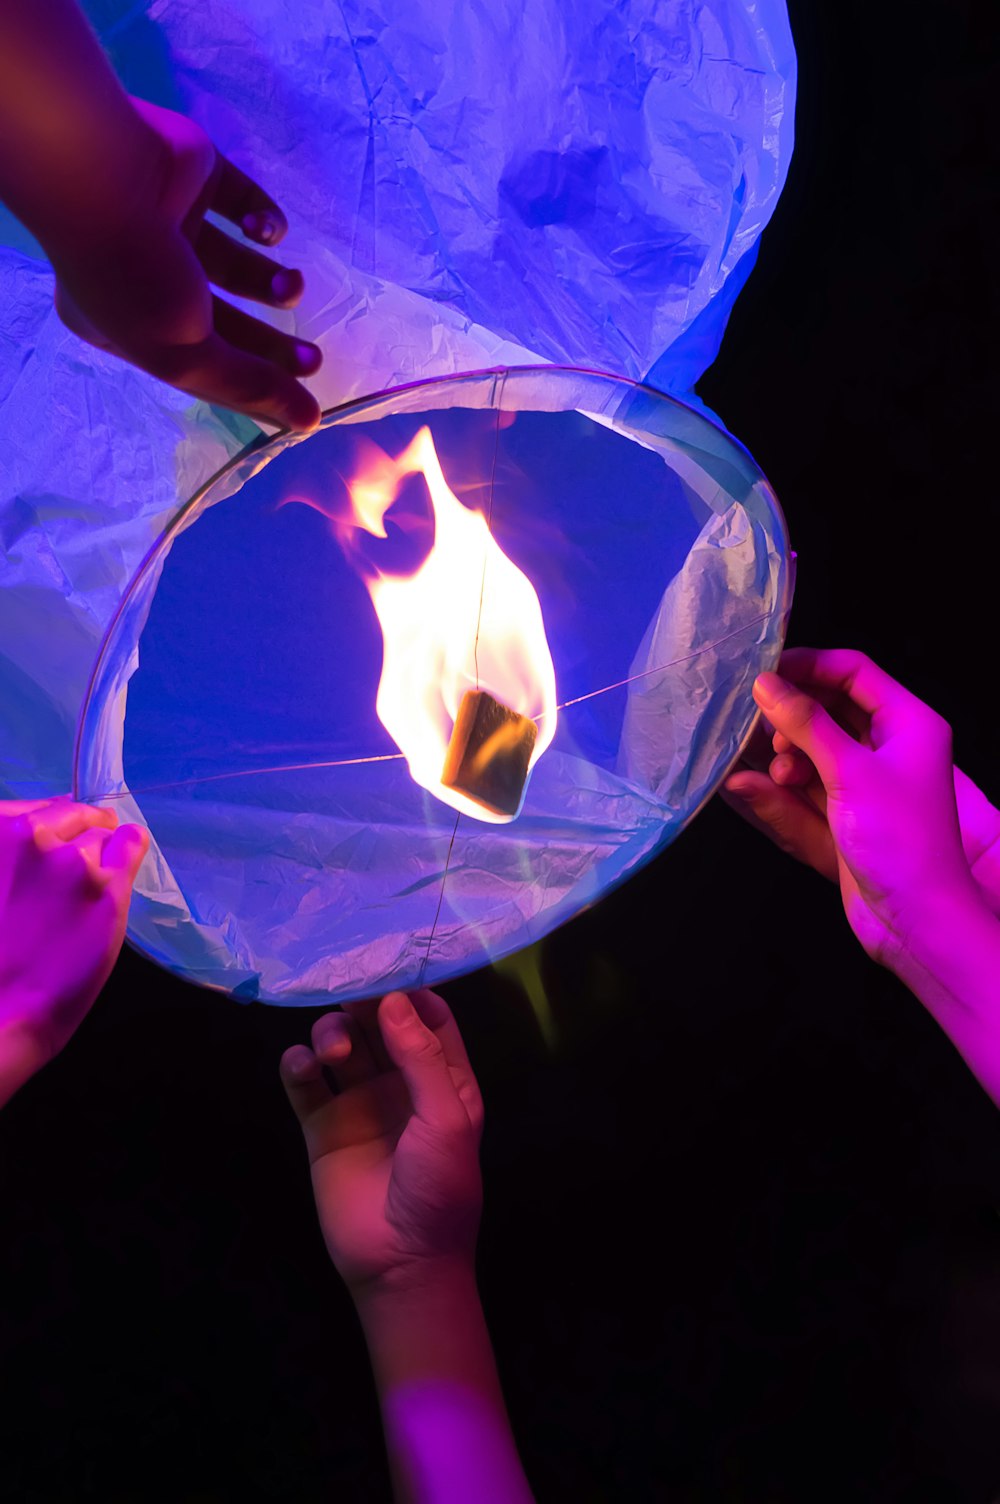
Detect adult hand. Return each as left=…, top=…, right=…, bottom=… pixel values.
left=280, top=989, right=484, bottom=1298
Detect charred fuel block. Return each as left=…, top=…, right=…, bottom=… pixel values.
left=442, top=690, right=538, bottom=818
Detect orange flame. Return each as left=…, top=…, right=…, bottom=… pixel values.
left=339, top=425, right=557, bottom=823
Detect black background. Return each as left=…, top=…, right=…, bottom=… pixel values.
left=2, top=2, right=999, bottom=1499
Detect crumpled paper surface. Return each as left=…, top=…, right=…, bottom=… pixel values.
left=141, top=0, right=795, bottom=401
left=0, top=0, right=794, bottom=799
left=0, top=2, right=795, bottom=999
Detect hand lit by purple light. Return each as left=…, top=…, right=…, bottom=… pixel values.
left=723, top=648, right=991, bottom=964
left=282, top=993, right=536, bottom=1502
left=723, top=648, right=1000, bottom=1105
left=281, top=989, right=485, bottom=1295
left=0, top=796, right=147, bottom=1106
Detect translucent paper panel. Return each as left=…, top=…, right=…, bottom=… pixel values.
left=74, top=368, right=792, bottom=1004
left=0, top=3, right=795, bottom=810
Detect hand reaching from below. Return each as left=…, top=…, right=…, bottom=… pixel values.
left=280, top=990, right=484, bottom=1297
left=282, top=993, right=536, bottom=1503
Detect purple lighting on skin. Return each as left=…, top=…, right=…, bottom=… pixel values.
left=387, top=1383, right=535, bottom=1504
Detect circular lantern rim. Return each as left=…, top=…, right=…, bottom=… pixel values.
left=71, top=364, right=793, bottom=1000
left=73, top=363, right=788, bottom=792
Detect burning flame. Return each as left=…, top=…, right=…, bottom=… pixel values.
left=329, top=425, right=557, bottom=823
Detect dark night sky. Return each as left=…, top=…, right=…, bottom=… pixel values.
left=2, top=2, right=999, bottom=1500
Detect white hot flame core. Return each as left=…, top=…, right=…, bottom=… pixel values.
left=343, top=426, right=557, bottom=823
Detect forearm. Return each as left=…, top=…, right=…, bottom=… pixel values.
left=354, top=1263, right=535, bottom=1504
left=893, top=892, right=1000, bottom=1106
left=0, top=0, right=159, bottom=248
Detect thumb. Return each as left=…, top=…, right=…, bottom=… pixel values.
left=379, top=992, right=466, bottom=1133
left=101, top=822, right=150, bottom=887
left=753, top=673, right=858, bottom=792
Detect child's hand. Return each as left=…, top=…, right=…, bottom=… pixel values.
left=721, top=649, right=991, bottom=970
left=49, top=98, right=322, bottom=433
left=0, top=798, right=148, bottom=1097
left=280, top=990, right=484, bottom=1298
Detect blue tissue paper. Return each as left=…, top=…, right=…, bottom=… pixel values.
left=0, top=1, right=795, bottom=1000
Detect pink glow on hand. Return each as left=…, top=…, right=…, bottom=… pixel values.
left=721, top=647, right=1000, bottom=1104
left=280, top=989, right=484, bottom=1295
left=0, top=796, right=147, bottom=1104
left=724, top=648, right=989, bottom=967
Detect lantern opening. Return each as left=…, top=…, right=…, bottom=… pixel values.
left=73, top=367, right=793, bottom=1007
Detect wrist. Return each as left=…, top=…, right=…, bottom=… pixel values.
left=895, top=885, right=998, bottom=994
left=351, top=1256, right=479, bottom=1324
left=891, top=884, right=1000, bottom=1049
left=887, top=885, right=1000, bottom=1105
left=353, top=1258, right=485, bottom=1386
left=355, top=1258, right=535, bottom=1504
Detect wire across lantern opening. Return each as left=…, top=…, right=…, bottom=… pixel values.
left=74, top=366, right=793, bottom=1006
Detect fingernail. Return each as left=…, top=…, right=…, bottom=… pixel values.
left=383, top=991, right=412, bottom=1025
left=244, top=212, right=278, bottom=244
left=289, top=401, right=322, bottom=434
left=271, top=268, right=300, bottom=303
left=316, top=1024, right=348, bottom=1057
left=286, top=1048, right=314, bottom=1079
left=294, top=341, right=320, bottom=372
left=753, top=672, right=786, bottom=709
left=314, top=1014, right=339, bottom=1044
